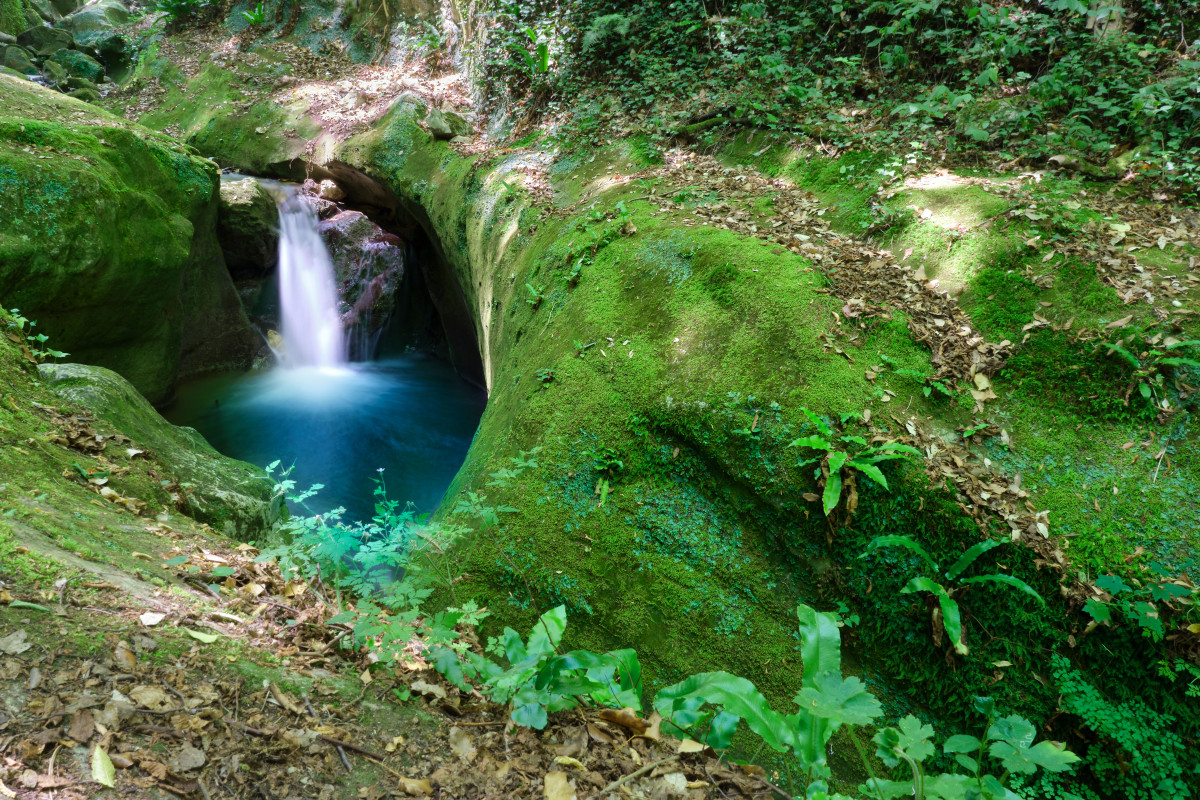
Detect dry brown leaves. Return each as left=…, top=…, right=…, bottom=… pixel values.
left=641, top=151, right=1011, bottom=392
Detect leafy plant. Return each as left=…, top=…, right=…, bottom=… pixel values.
left=1049, top=655, right=1191, bottom=799
left=1099, top=336, right=1200, bottom=409
left=788, top=408, right=922, bottom=525
left=153, top=0, right=209, bottom=25
left=1082, top=564, right=1196, bottom=643
left=581, top=445, right=623, bottom=507
left=241, top=2, right=266, bottom=26
left=860, top=536, right=1044, bottom=655
left=525, top=283, right=545, bottom=309
left=535, top=367, right=554, bottom=387
left=5, top=309, right=68, bottom=361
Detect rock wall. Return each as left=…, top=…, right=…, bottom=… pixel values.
left=0, top=75, right=259, bottom=403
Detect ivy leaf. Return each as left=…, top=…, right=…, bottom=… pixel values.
left=510, top=701, right=548, bottom=729
left=873, top=715, right=935, bottom=768
left=943, top=734, right=982, bottom=754
left=794, top=671, right=882, bottom=727
left=1082, top=598, right=1111, bottom=623
left=1095, top=574, right=1130, bottom=596
left=988, top=738, right=1080, bottom=775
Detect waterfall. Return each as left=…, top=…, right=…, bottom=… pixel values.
left=275, top=189, right=346, bottom=369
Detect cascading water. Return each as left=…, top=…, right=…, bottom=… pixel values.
left=275, top=190, right=346, bottom=369
left=165, top=176, right=486, bottom=520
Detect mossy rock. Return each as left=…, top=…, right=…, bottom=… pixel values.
left=57, top=0, right=127, bottom=47
left=217, top=175, right=279, bottom=278
left=15, top=23, right=70, bottom=54
left=2, top=43, right=35, bottom=73
left=62, top=73, right=94, bottom=91
left=65, top=85, right=96, bottom=102
left=38, top=362, right=275, bottom=538
left=0, top=74, right=258, bottom=402
left=47, top=46, right=102, bottom=82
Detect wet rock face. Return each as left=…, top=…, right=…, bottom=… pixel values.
left=317, top=210, right=405, bottom=348
left=217, top=176, right=279, bottom=280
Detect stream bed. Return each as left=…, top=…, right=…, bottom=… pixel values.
left=164, top=355, right=486, bottom=522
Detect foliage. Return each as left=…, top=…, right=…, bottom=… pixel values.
left=1081, top=562, right=1198, bottom=643
left=241, top=2, right=266, bottom=26
left=787, top=408, right=922, bottom=521
left=153, top=0, right=209, bottom=25
left=1099, top=336, right=1200, bottom=412
left=860, top=535, right=1044, bottom=655
left=1047, top=655, right=1193, bottom=800
left=5, top=309, right=68, bottom=361
left=460, top=0, right=1200, bottom=194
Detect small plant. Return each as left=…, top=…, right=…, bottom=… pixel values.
left=241, top=1, right=266, bottom=26
left=859, top=536, right=1044, bottom=655
left=788, top=408, right=921, bottom=529
left=535, top=367, right=554, bottom=387
left=153, top=0, right=209, bottom=25
left=582, top=445, right=623, bottom=506
left=1099, top=336, right=1200, bottom=408
left=572, top=339, right=595, bottom=357
left=525, top=283, right=545, bottom=309
left=1082, top=564, right=1195, bottom=643
left=5, top=309, right=68, bottom=361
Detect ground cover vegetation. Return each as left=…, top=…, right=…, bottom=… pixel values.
left=2, top=0, right=1200, bottom=798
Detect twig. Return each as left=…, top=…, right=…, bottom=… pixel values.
left=597, top=756, right=680, bottom=796
left=317, top=735, right=387, bottom=762
left=198, top=778, right=214, bottom=800
left=334, top=744, right=353, bottom=772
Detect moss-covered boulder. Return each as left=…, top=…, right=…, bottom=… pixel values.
left=1, top=42, right=34, bottom=72
left=46, top=46, right=101, bottom=81
left=15, top=23, right=69, bottom=54
left=217, top=175, right=279, bottom=278
left=38, top=362, right=275, bottom=537
left=56, top=0, right=127, bottom=47
left=0, top=74, right=258, bottom=402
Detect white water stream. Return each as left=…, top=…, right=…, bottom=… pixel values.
left=276, top=188, right=346, bottom=369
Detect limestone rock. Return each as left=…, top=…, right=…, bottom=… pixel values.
left=0, top=33, right=16, bottom=45
left=41, top=55, right=65, bottom=82
left=48, top=47, right=102, bottom=82
left=58, top=0, right=128, bottom=47
left=38, top=363, right=275, bottom=539
left=217, top=175, right=279, bottom=279
left=318, top=210, right=405, bottom=351
left=443, top=110, right=472, bottom=138
left=63, top=74, right=96, bottom=92
left=425, top=107, right=454, bottom=140
left=66, top=86, right=98, bottom=102
left=0, top=75, right=258, bottom=402
left=2, top=44, right=37, bottom=73
left=16, top=24, right=71, bottom=55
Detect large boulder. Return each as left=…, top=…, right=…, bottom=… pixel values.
left=38, top=362, right=275, bottom=538
left=2, top=43, right=36, bottom=73
left=15, top=23, right=71, bottom=55
left=47, top=46, right=101, bottom=81
left=318, top=210, right=405, bottom=348
left=217, top=175, right=279, bottom=279
left=57, top=0, right=127, bottom=47
left=0, top=74, right=259, bottom=402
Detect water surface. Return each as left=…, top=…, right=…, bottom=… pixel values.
left=165, top=355, right=485, bottom=521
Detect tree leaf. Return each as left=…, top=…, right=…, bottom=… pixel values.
left=1082, top=598, right=1111, bottom=623
left=182, top=628, right=219, bottom=644
left=945, top=540, right=1004, bottom=580
left=92, top=745, right=116, bottom=788
left=526, top=605, right=567, bottom=658
left=654, top=672, right=794, bottom=753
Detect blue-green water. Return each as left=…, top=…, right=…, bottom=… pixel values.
left=165, top=354, right=486, bottom=521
